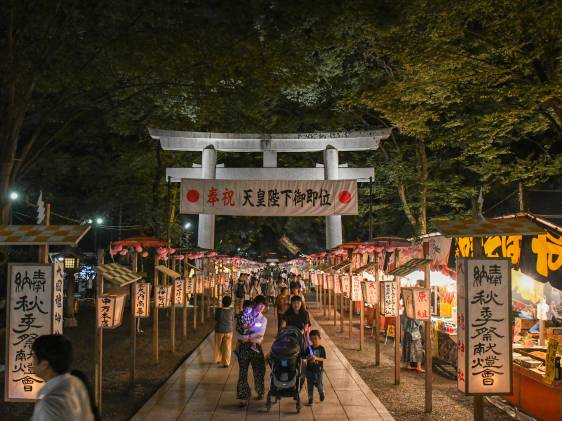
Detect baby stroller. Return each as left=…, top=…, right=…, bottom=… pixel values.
left=266, top=326, right=309, bottom=413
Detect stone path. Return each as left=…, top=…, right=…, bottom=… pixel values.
left=131, top=308, right=394, bottom=421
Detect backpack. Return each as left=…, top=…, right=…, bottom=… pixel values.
left=235, top=282, right=246, bottom=299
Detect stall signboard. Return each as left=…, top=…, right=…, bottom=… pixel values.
left=134, top=282, right=151, bottom=318
left=157, top=284, right=173, bottom=308
left=381, top=281, right=397, bottom=316
left=97, top=293, right=126, bottom=329
left=341, top=275, right=350, bottom=295
left=6, top=263, right=64, bottom=401
left=327, top=275, right=334, bottom=290
left=351, top=275, right=363, bottom=301
left=364, top=281, right=379, bottom=306
left=457, top=258, right=512, bottom=395
left=174, top=278, right=185, bottom=306
left=334, top=276, right=341, bottom=294
left=185, top=278, right=194, bottom=294
left=402, top=287, right=431, bottom=321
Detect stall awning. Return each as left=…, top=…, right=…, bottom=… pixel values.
left=155, top=265, right=181, bottom=279
left=432, top=217, right=544, bottom=237
left=387, top=258, right=432, bottom=277
left=95, top=263, right=141, bottom=286
left=0, top=225, right=91, bottom=246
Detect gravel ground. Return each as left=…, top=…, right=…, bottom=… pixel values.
left=309, top=306, right=512, bottom=421
left=0, top=299, right=214, bottom=421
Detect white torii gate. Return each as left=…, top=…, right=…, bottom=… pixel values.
left=149, top=129, right=391, bottom=250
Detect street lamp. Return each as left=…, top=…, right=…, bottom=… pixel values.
left=9, top=192, right=19, bottom=201
left=95, top=217, right=104, bottom=225
left=87, top=218, right=93, bottom=224
left=184, top=222, right=191, bottom=229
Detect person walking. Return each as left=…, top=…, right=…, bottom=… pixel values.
left=249, top=276, right=261, bottom=300
left=236, top=295, right=268, bottom=407
left=31, top=335, right=98, bottom=421
left=275, top=287, right=290, bottom=332
left=215, top=295, right=234, bottom=367
left=282, top=295, right=311, bottom=331
left=266, top=277, right=276, bottom=305
left=233, top=275, right=248, bottom=313
left=306, top=330, right=327, bottom=406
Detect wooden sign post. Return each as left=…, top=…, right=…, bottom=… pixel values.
left=333, top=274, right=339, bottom=327
left=423, top=242, right=432, bottom=413
left=374, top=254, right=381, bottom=365
left=182, top=265, right=189, bottom=339
left=95, top=250, right=104, bottom=411
left=340, top=275, right=345, bottom=332
left=153, top=254, right=159, bottom=363
left=394, top=250, right=400, bottom=385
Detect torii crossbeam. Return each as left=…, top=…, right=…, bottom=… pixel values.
left=150, top=128, right=391, bottom=250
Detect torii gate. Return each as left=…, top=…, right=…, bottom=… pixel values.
left=149, top=129, right=391, bottom=250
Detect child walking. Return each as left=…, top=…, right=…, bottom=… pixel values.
left=306, top=330, right=326, bottom=406
left=214, top=295, right=234, bottom=367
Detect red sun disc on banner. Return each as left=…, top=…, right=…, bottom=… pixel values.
left=338, top=190, right=352, bottom=204
left=187, top=190, right=200, bottom=202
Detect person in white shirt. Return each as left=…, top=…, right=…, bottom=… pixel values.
left=31, top=335, right=97, bottom=421
left=236, top=295, right=268, bottom=407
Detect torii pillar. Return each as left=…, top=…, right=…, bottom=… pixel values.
left=324, top=147, right=342, bottom=249
left=198, top=146, right=217, bottom=249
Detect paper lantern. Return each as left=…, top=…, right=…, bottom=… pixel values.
left=402, top=287, right=430, bottom=321
left=135, top=245, right=143, bottom=253
left=119, top=249, right=128, bottom=256
left=97, top=293, right=126, bottom=329
left=114, top=245, right=123, bottom=252
left=160, top=255, right=169, bottom=261
left=175, top=254, right=185, bottom=261
left=134, top=282, right=151, bottom=318
left=169, top=248, right=176, bottom=255
left=156, top=247, right=165, bottom=254
left=141, top=251, right=149, bottom=258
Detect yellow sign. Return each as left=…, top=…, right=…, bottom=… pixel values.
left=386, top=324, right=395, bottom=338
left=544, top=339, right=559, bottom=385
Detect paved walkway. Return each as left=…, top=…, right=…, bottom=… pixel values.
left=131, top=308, right=394, bottom=421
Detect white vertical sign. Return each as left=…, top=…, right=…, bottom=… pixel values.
left=185, top=278, right=194, bottom=294
left=6, top=264, right=60, bottom=401
left=382, top=281, right=397, bottom=316
left=351, top=276, right=363, bottom=301
left=334, top=276, right=341, bottom=294
left=52, top=262, right=64, bottom=334
left=364, top=281, right=378, bottom=306
left=134, top=282, right=151, bottom=318
left=175, top=278, right=185, bottom=306
left=460, top=258, right=512, bottom=395
left=157, top=285, right=172, bottom=308
left=341, top=275, right=350, bottom=295
left=327, top=275, right=334, bottom=290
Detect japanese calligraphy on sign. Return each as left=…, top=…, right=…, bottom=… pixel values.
left=341, top=275, right=350, bottom=295
left=310, top=273, right=318, bottom=286
left=97, top=293, right=126, bottom=329
left=134, top=282, right=151, bottom=318
left=180, top=179, right=358, bottom=216
left=157, top=285, right=172, bottom=308
left=381, top=281, right=397, bottom=316
left=351, top=276, right=363, bottom=301
left=334, top=276, right=341, bottom=294
left=6, top=264, right=63, bottom=401
left=174, top=279, right=185, bottom=306
left=185, top=278, right=194, bottom=294
left=402, top=287, right=430, bottom=321
left=364, top=281, right=379, bottom=306
left=458, top=258, right=512, bottom=395
left=52, top=262, right=64, bottom=334
left=457, top=259, right=467, bottom=392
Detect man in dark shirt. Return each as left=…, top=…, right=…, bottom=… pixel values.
left=306, top=330, right=326, bottom=405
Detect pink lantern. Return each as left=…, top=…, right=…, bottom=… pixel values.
left=119, top=249, right=128, bottom=256
left=156, top=247, right=165, bottom=255
left=135, top=245, right=143, bottom=253
left=176, top=255, right=185, bottom=261
left=114, top=245, right=123, bottom=252
left=141, top=251, right=149, bottom=258
left=169, top=248, right=176, bottom=255
left=160, top=255, right=169, bottom=261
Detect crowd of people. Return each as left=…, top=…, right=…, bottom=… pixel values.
left=28, top=269, right=323, bottom=419
left=215, top=269, right=325, bottom=407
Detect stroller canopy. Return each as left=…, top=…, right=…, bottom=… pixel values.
left=271, top=326, right=306, bottom=359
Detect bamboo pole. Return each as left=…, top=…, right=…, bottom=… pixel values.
left=170, top=258, right=176, bottom=353
left=423, top=241, right=432, bottom=412
left=153, top=254, right=159, bottom=363
left=374, top=254, right=381, bottom=366
left=394, top=249, right=401, bottom=385
left=129, top=252, right=138, bottom=386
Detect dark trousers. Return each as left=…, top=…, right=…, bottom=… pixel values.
left=236, top=342, right=265, bottom=400
left=306, top=370, right=324, bottom=400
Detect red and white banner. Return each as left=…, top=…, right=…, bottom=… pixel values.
left=180, top=179, right=358, bottom=216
